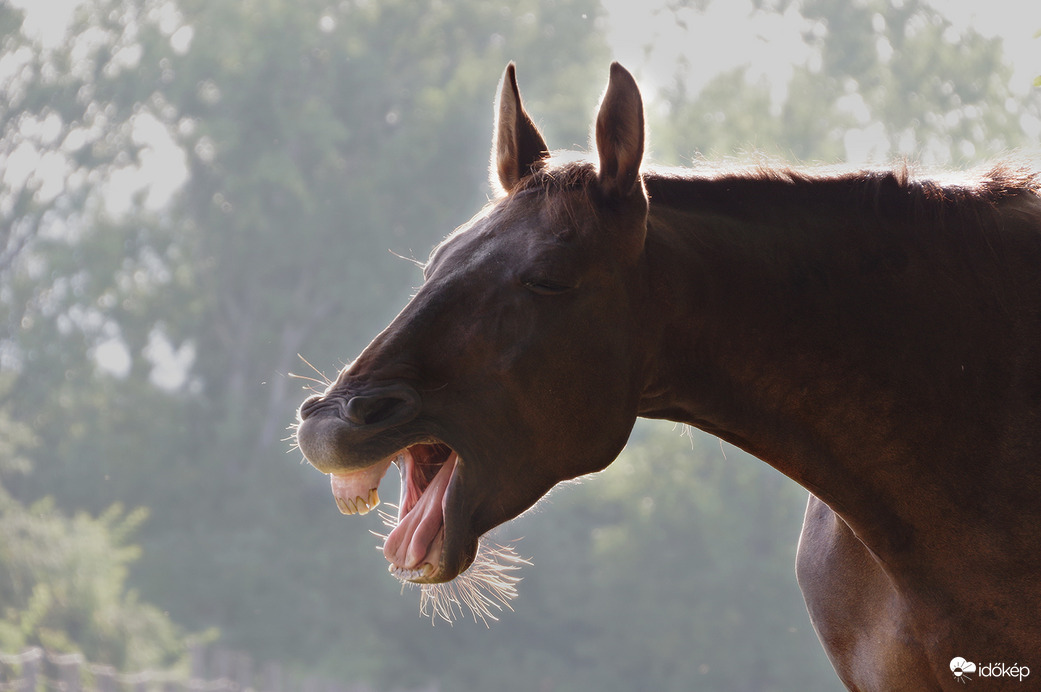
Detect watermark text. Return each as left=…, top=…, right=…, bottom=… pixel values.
left=950, top=657, right=1031, bottom=684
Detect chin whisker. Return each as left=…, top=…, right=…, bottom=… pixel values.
left=374, top=510, right=530, bottom=626
left=415, top=541, right=530, bottom=626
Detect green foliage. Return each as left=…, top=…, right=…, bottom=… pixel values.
left=0, top=395, right=186, bottom=669
left=0, top=379, right=35, bottom=482
left=0, top=499, right=185, bottom=669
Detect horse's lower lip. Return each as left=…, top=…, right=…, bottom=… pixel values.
left=388, top=526, right=448, bottom=584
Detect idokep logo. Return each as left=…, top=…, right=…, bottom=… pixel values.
left=951, top=657, right=977, bottom=682
left=950, top=657, right=1031, bottom=684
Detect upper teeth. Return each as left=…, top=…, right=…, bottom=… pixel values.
left=336, top=487, right=380, bottom=515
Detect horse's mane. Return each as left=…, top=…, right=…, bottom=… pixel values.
left=513, top=156, right=1041, bottom=232
left=645, top=162, right=1041, bottom=227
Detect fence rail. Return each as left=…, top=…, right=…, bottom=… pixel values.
left=0, top=647, right=434, bottom=692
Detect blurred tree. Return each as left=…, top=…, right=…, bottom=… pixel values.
left=655, top=0, right=1035, bottom=165
left=656, top=62, right=851, bottom=162
left=0, top=0, right=196, bottom=507
left=0, top=5, right=195, bottom=668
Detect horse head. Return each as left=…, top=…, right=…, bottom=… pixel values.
left=296, top=63, right=657, bottom=585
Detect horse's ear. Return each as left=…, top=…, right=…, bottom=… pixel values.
left=492, top=63, right=549, bottom=193
left=595, top=63, right=644, bottom=199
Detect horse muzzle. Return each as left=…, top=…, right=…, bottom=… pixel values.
left=296, top=384, right=422, bottom=474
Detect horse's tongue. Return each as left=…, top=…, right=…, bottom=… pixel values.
left=384, top=453, right=458, bottom=570
left=329, top=457, right=394, bottom=515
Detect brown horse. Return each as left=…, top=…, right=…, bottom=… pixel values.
left=296, top=63, right=1041, bottom=690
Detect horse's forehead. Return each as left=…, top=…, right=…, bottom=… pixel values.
left=481, top=191, right=572, bottom=236
left=430, top=193, right=575, bottom=272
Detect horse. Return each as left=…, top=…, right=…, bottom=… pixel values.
left=295, top=63, right=1041, bottom=690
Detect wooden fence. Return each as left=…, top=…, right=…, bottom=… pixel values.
left=0, top=647, right=436, bottom=692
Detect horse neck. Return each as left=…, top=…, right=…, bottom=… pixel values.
left=635, top=171, right=1029, bottom=535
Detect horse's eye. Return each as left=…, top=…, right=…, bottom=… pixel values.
left=522, top=279, right=573, bottom=296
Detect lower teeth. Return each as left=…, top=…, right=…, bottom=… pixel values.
left=390, top=563, right=433, bottom=581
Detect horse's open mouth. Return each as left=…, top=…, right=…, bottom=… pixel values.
left=329, top=442, right=458, bottom=584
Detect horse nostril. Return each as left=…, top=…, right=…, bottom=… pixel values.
left=343, top=388, right=420, bottom=427
left=345, top=397, right=394, bottom=425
